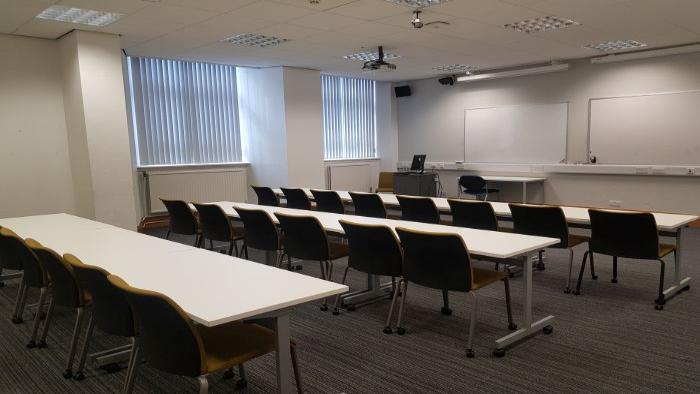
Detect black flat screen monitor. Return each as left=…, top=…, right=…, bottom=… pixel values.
left=410, top=154, right=426, bottom=173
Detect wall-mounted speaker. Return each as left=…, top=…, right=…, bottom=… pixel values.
left=394, top=85, right=411, bottom=97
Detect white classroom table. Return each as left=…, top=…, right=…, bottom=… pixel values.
left=479, top=176, right=546, bottom=203
left=0, top=213, right=347, bottom=393
left=273, top=188, right=697, bottom=304
left=215, top=201, right=560, bottom=353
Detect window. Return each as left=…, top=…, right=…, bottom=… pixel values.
left=321, top=75, right=377, bottom=160
left=126, top=57, right=243, bottom=167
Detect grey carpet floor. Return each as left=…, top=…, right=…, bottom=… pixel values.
left=0, top=227, right=698, bottom=393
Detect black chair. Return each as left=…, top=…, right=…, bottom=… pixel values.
left=349, top=192, right=387, bottom=218
left=107, top=274, right=302, bottom=394
left=509, top=203, right=589, bottom=293
left=0, top=227, right=25, bottom=319
left=275, top=213, right=349, bottom=311
left=65, top=254, right=139, bottom=388
left=160, top=198, right=201, bottom=246
left=395, top=227, right=515, bottom=358
left=458, top=176, right=498, bottom=201
left=310, top=189, right=345, bottom=214
left=193, top=203, right=244, bottom=256
left=26, top=243, right=92, bottom=380
left=396, top=195, right=440, bottom=224
left=335, top=221, right=403, bottom=332
left=281, top=188, right=312, bottom=210
left=575, top=209, right=675, bottom=310
left=251, top=186, right=280, bottom=207
left=447, top=199, right=498, bottom=231
left=235, top=207, right=283, bottom=263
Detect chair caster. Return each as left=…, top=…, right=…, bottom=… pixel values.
left=611, top=278, right=618, bottom=283
left=346, top=304, right=356, bottom=312
left=223, top=368, right=235, bottom=380
left=508, top=323, right=518, bottom=331
left=543, top=325, right=553, bottom=334
left=536, top=264, right=545, bottom=271
left=382, top=326, right=392, bottom=334
left=37, top=340, right=47, bottom=348
left=63, top=369, right=73, bottom=379
left=294, top=265, right=303, bottom=271
left=441, top=307, right=452, bottom=316
left=654, top=304, right=664, bottom=310
left=572, top=290, right=580, bottom=295
left=73, top=372, right=85, bottom=381
left=492, top=348, right=505, bottom=358
left=320, top=305, right=328, bottom=311
left=396, top=327, right=405, bottom=335
left=11, top=317, right=23, bottom=324
left=26, top=341, right=37, bottom=349
left=332, top=309, right=340, bottom=316
left=466, top=349, right=475, bottom=358
left=236, top=378, right=248, bottom=389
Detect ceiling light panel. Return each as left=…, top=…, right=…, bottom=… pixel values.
left=504, top=16, right=579, bottom=33
left=344, top=51, right=400, bottom=61
left=35, top=5, right=124, bottom=27
left=432, top=64, right=475, bottom=73
left=383, top=0, right=451, bottom=8
left=584, top=40, right=648, bottom=52
left=223, top=33, right=290, bottom=48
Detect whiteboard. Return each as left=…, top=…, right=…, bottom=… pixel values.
left=589, top=91, right=700, bottom=165
left=464, top=103, right=568, bottom=164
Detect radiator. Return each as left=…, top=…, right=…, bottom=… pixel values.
left=144, top=168, right=248, bottom=213
left=327, top=164, right=371, bottom=192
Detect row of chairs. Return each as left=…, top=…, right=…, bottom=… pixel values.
left=0, top=227, right=302, bottom=393
left=250, top=186, right=674, bottom=309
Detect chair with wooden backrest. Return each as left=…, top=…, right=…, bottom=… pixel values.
left=349, top=192, right=387, bottom=219
left=107, top=274, right=302, bottom=394
left=395, top=227, right=515, bottom=358
left=280, top=188, right=312, bottom=210
left=310, top=189, right=345, bottom=214
left=192, top=203, right=244, bottom=256
left=509, top=203, right=590, bottom=293
left=274, top=213, right=349, bottom=311
left=0, top=227, right=25, bottom=318
left=377, top=172, right=393, bottom=193
left=457, top=176, right=499, bottom=201
left=396, top=195, right=440, bottom=224
left=447, top=199, right=499, bottom=231
left=65, top=254, right=138, bottom=387
left=160, top=199, right=201, bottom=247
left=234, top=207, right=283, bottom=263
left=251, top=186, right=280, bottom=207
left=575, top=209, right=674, bottom=310
left=336, top=221, right=403, bottom=332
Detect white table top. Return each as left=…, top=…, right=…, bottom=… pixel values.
left=217, top=202, right=559, bottom=260
left=0, top=214, right=348, bottom=327
left=481, top=176, right=547, bottom=183
left=273, top=189, right=697, bottom=231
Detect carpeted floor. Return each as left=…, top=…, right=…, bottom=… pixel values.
left=0, top=227, right=698, bottom=393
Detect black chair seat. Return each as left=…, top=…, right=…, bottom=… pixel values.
left=463, top=188, right=499, bottom=195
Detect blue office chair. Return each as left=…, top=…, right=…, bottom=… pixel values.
left=457, top=176, right=498, bottom=201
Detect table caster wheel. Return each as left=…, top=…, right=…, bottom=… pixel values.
left=466, top=349, right=475, bottom=358
left=543, top=325, right=553, bottom=334
left=572, top=290, right=581, bottom=295
left=320, top=305, right=328, bottom=311
left=591, top=275, right=598, bottom=280
left=654, top=304, right=664, bottom=310
left=396, top=327, right=405, bottom=335
left=492, top=348, right=505, bottom=358
left=383, top=326, right=392, bottom=334
left=611, top=278, right=618, bottom=283
left=346, top=305, right=356, bottom=312
left=508, top=323, right=518, bottom=331
left=332, top=309, right=340, bottom=316
left=441, top=307, right=452, bottom=316
left=63, top=369, right=73, bottom=379
left=563, top=288, right=571, bottom=294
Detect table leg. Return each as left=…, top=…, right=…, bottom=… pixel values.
left=494, top=253, right=554, bottom=351
left=662, top=227, right=692, bottom=300
left=340, top=273, right=392, bottom=307
left=274, top=313, right=293, bottom=394
left=265, top=250, right=276, bottom=266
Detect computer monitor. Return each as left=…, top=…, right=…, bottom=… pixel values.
left=410, top=154, right=426, bottom=173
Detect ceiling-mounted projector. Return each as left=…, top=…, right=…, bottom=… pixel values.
left=363, top=46, right=396, bottom=72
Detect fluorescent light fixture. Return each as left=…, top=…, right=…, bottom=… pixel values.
left=36, top=5, right=124, bottom=26
left=223, top=33, right=290, bottom=48
left=432, top=64, right=475, bottom=73
left=383, top=0, right=451, bottom=7
left=590, top=43, right=700, bottom=64
left=584, top=40, right=647, bottom=52
left=456, top=63, right=569, bottom=83
left=504, top=16, right=579, bottom=33
left=344, top=51, right=400, bottom=62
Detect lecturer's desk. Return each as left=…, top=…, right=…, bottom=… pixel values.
left=0, top=213, right=346, bottom=394
left=214, top=201, right=559, bottom=353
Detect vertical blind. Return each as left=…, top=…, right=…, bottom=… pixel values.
left=127, top=57, right=243, bottom=166
left=321, top=75, right=377, bottom=160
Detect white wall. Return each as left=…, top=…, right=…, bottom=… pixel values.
left=0, top=34, right=76, bottom=218
left=396, top=52, right=700, bottom=214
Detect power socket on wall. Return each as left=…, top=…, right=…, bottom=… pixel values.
left=687, top=168, right=696, bottom=175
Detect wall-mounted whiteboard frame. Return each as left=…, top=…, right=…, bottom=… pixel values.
left=588, top=90, right=700, bottom=166
left=464, top=102, right=569, bottom=164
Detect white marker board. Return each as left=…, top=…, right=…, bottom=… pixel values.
left=589, top=91, right=700, bottom=165
left=464, top=103, right=568, bottom=164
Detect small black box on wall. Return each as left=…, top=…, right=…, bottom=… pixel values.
left=394, top=86, right=411, bottom=97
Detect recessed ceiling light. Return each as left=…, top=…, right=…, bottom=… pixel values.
left=223, top=33, right=290, bottom=48
left=504, top=16, right=579, bottom=33
left=584, top=40, right=648, bottom=51
left=35, top=5, right=124, bottom=27
left=432, top=64, right=475, bottom=73
left=384, top=0, right=451, bottom=7
left=344, top=51, right=400, bottom=62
